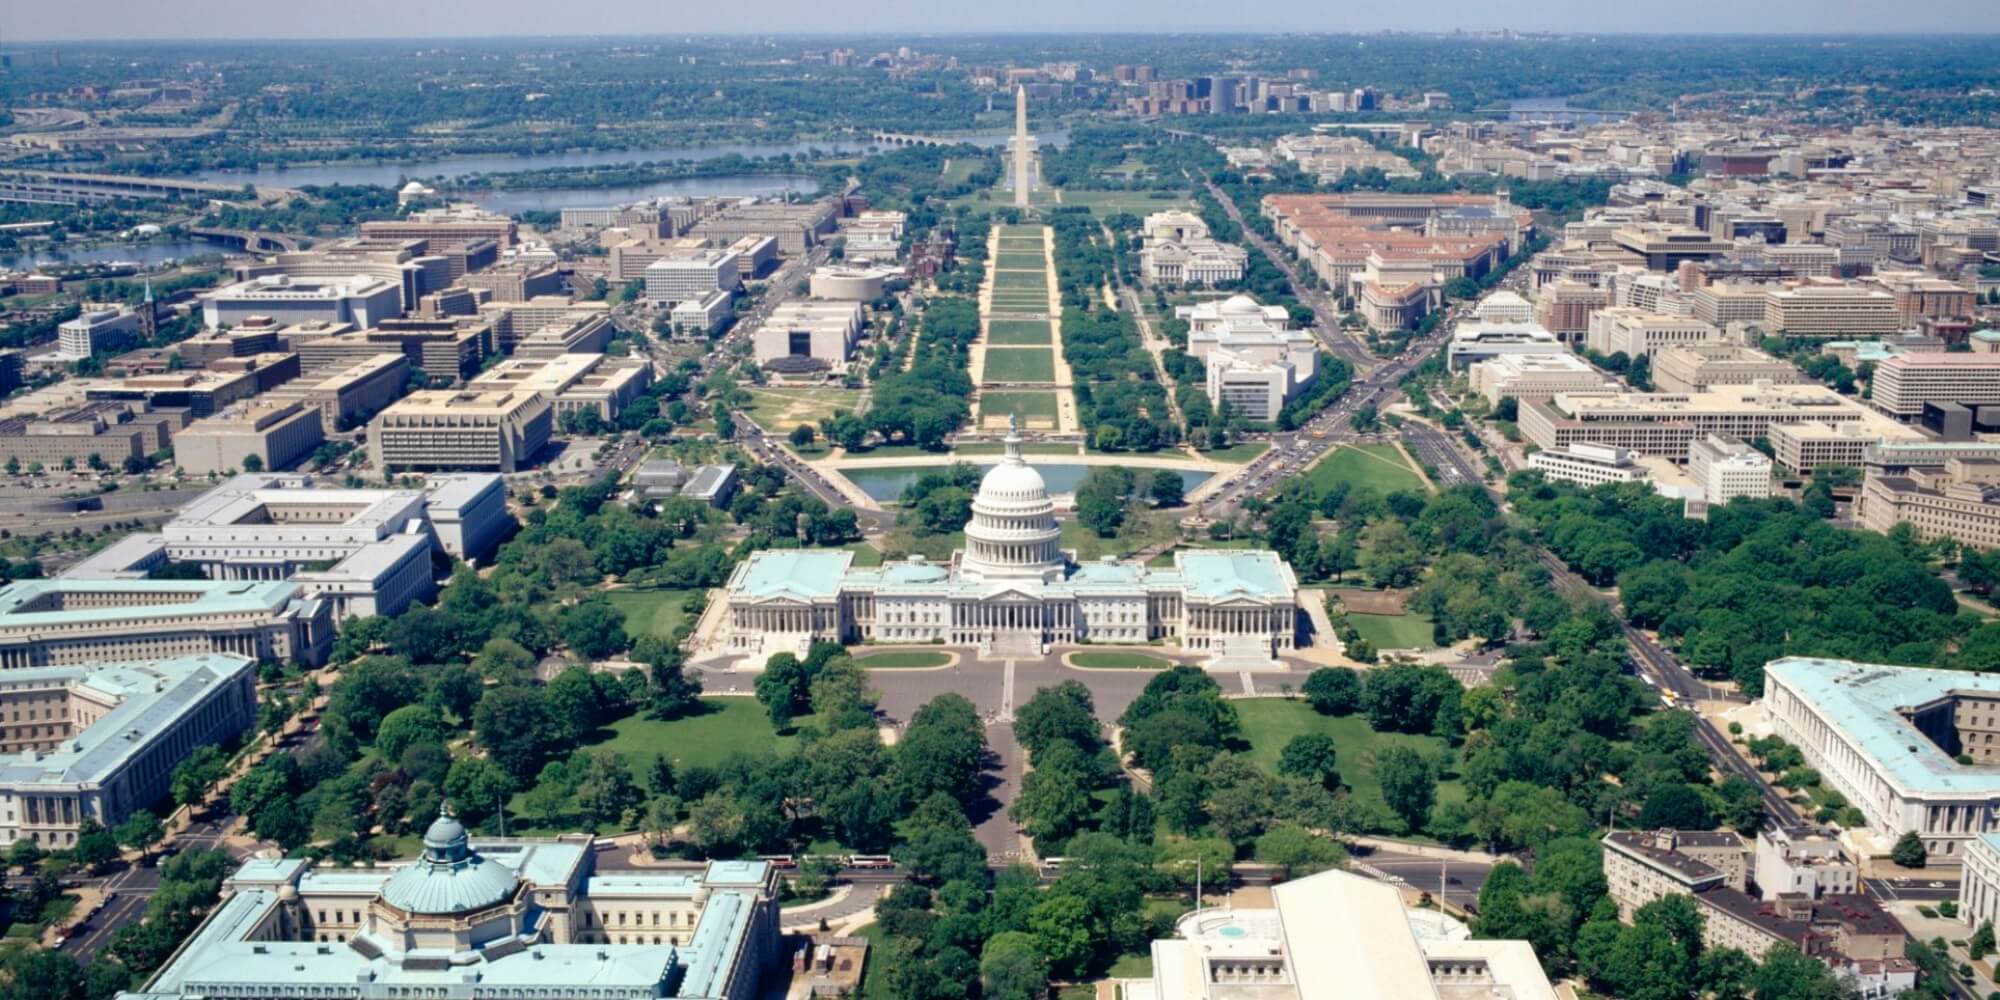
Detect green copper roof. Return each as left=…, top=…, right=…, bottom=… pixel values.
left=0, top=578, right=305, bottom=627
left=730, top=549, right=851, bottom=600
left=1177, top=550, right=1296, bottom=600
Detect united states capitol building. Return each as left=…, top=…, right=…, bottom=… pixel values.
left=721, top=427, right=1300, bottom=663
left=120, top=808, right=782, bottom=1000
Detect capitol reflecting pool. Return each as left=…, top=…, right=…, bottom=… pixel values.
left=839, top=463, right=1211, bottom=503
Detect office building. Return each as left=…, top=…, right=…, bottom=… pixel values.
left=1763, top=657, right=2000, bottom=865
left=292, top=320, right=494, bottom=384
left=359, top=205, right=516, bottom=250
left=460, top=261, right=564, bottom=303
left=85, top=362, right=288, bottom=419
left=369, top=390, right=552, bottom=473
left=643, top=248, right=740, bottom=305
left=0, top=578, right=332, bottom=668
left=270, top=353, right=410, bottom=431
left=202, top=275, right=402, bottom=332
left=1176, top=296, right=1319, bottom=422
left=1585, top=308, right=1722, bottom=358
left=1756, top=825, right=1858, bottom=902
left=0, top=401, right=187, bottom=470
left=688, top=200, right=837, bottom=254
left=1859, top=458, right=2000, bottom=550
left=1473, top=290, right=1533, bottom=323
left=1128, top=867, right=1556, bottom=1000
left=468, top=353, right=654, bottom=425
left=751, top=301, right=865, bottom=368
left=1140, top=210, right=1209, bottom=242
left=1446, top=321, right=1564, bottom=369
left=1528, top=442, right=1651, bottom=489
left=1687, top=434, right=1772, bottom=504
left=1871, top=353, right=2000, bottom=419
left=1141, top=239, right=1248, bottom=285
left=121, top=820, right=782, bottom=1000
left=512, top=314, right=615, bottom=360
left=80, top=472, right=511, bottom=617
left=1652, top=345, right=1806, bottom=394
left=724, top=429, right=1298, bottom=665
left=1468, top=352, right=1617, bottom=405
left=1763, top=285, right=1899, bottom=338
left=1959, top=834, right=2000, bottom=936
left=0, top=654, right=256, bottom=848
left=56, top=308, right=142, bottom=360
left=1691, top=283, right=1772, bottom=327
left=1611, top=225, right=1734, bottom=270
left=1520, top=383, right=1915, bottom=462
left=1603, top=828, right=1910, bottom=996
left=478, top=298, right=609, bottom=353
left=670, top=289, right=734, bottom=339
left=173, top=401, right=325, bottom=476
left=1535, top=279, right=1609, bottom=342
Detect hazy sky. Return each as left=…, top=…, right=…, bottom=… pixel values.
left=5, top=0, right=1998, bottom=41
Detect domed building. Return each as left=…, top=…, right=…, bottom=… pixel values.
left=1176, top=294, right=1322, bottom=423
left=128, top=806, right=784, bottom=1000
left=723, top=421, right=1299, bottom=664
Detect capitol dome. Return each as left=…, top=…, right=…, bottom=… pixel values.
left=959, top=418, right=1064, bottom=582
left=380, top=805, right=520, bottom=916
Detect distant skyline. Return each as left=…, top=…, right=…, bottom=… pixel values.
left=4, top=0, right=1999, bottom=42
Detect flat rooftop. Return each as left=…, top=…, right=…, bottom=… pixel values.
left=1767, top=657, right=2000, bottom=798
left=0, top=654, right=254, bottom=786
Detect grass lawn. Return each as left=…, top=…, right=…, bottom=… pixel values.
left=842, top=542, right=885, bottom=568
left=855, top=650, right=953, bottom=668
left=741, top=387, right=864, bottom=432
left=1199, top=441, right=1270, bottom=464
left=1071, top=650, right=1174, bottom=669
left=986, top=319, right=1053, bottom=344
left=603, top=588, right=697, bottom=640
left=1304, top=444, right=1428, bottom=495
left=1345, top=611, right=1438, bottom=650
left=1234, top=699, right=1466, bottom=813
left=981, top=390, right=1060, bottom=420
left=940, top=158, right=982, bottom=185
left=853, top=924, right=892, bottom=1000
left=994, top=252, right=1047, bottom=269
left=580, top=698, right=811, bottom=771
left=882, top=528, right=966, bottom=563
left=843, top=443, right=943, bottom=458
left=982, top=348, right=1056, bottom=383
left=1060, top=190, right=1195, bottom=215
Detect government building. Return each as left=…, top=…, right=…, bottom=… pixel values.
left=0, top=653, right=257, bottom=848
left=0, top=578, right=333, bottom=668
left=119, top=810, right=782, bottom=1000
left=721, top=428, right=1299, bottom=664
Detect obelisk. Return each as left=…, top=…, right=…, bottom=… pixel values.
left=1012, top=85, right=1031, bottom=207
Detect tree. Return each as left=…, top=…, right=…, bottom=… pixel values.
left=1748, top=943, right=1859, bottom=1000
left=72, top=819, right=120, bottom=872
left=7, top=837, right=42, bottom=872
left=1075, top=467, right=1128, bottom=537
left=1377, top=747, right=1437, bottom=834
left=1149, top=469, right=1185, bottom=508
left=980, top=930, right=1048, bottom=1000
left=1359, top=519, right=1424, bottom=589
left=1637, top=783, right=1716, bottom=830
left=473, top=685, right=556, bottom=784
left=375, top=704, right=448, bottom=762
left=789, top=424, right=817, bottom=448
left=114, top=809, right=165, bottom=860
left=1253, top=824, right=1346, bottom=879
left=1302, top=667, right=1361, bottom=715
left=1891, top=830, right=1927, bottom=868
left=1972, top=920, right=1995, bottom=961
left=1012, top=681, right=1101, bottom=762
left=560, top=596, right=627, bottom=660
left=895, top=694, right=988, bottom=808
left=754, top=652, right=813, bottom=730
left=1277, top=733, right=1340, bottom=789
left=1028, top=892, right=1095, bottom=978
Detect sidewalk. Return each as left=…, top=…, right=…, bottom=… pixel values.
left=1345, top=834, right=1504, bottom=866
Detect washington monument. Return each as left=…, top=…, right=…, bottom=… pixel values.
left=1011, top=84, right=1034, bottom=207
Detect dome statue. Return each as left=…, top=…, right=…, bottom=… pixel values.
left=959, top=415, right=1065, bottom=583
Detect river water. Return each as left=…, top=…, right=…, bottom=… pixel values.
left=0, top=237, right=238, bottom=270
left=840, top=463, right=1210, bottom=504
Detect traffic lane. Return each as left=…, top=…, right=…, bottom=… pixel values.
left=1866, top=877, right=1959, bottom=903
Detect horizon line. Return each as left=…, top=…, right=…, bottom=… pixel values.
left=8, top=28, right=2000, bottom=44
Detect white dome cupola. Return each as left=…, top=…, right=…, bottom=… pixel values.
left=959, top=416, right=1065, bottom=582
